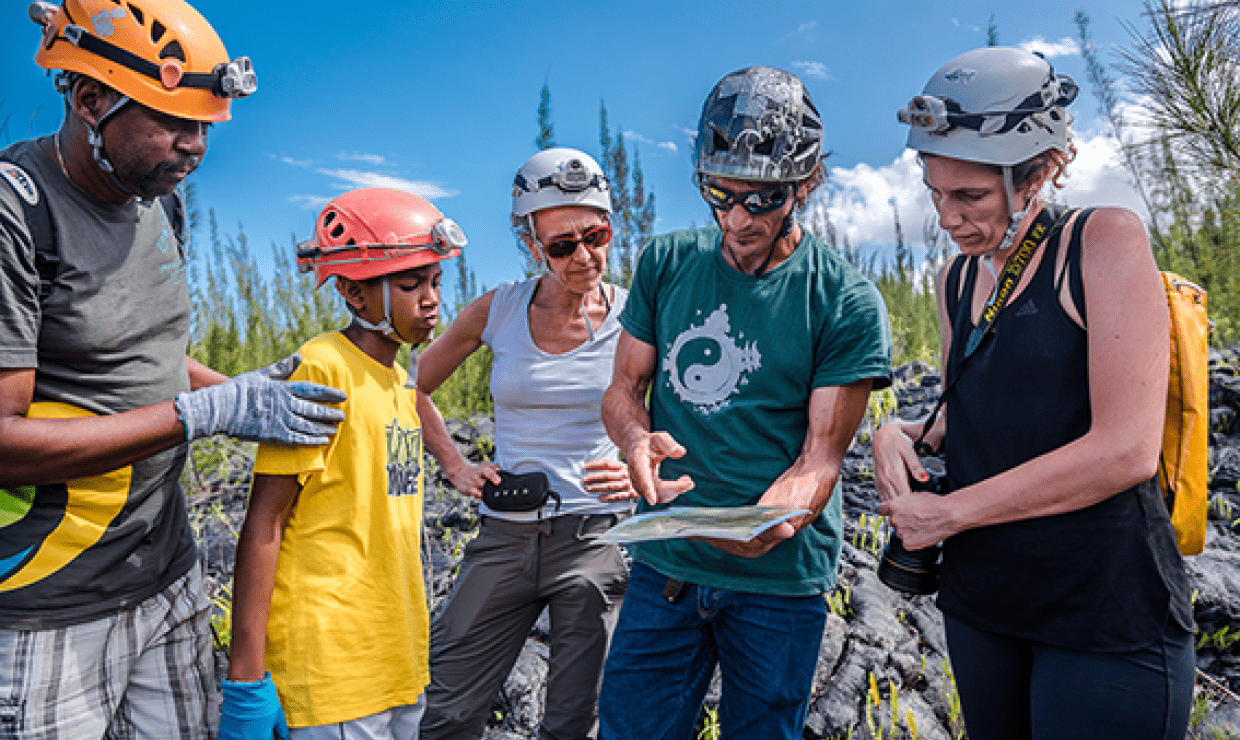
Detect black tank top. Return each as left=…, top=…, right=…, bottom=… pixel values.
left=937, top=210, right=1193, bottom=650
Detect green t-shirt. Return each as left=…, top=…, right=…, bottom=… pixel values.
left=620, top=227, right=891, bottom=596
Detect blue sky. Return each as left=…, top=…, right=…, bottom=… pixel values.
left=3, top=0, right=1151, bottom=307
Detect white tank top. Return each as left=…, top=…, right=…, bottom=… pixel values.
left=481, top=277, right=632, bottom=521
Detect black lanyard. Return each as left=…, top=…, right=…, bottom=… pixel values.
left=914, top=205, right=1071, bottom=454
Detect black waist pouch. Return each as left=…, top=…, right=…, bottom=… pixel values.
left=481, top=470, right=562, bottom=513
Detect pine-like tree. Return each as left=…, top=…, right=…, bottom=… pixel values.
left=535, top=82, right=555, bottom=151
left=514, top=83, right=557, bottom=275
left=1074, top=11, right=1165, bottom=249
left=595, top=101, right=657, bottom=287
left=1074, top=0, right=1240, bottom=345
left=632, top=146, right=656, bottom=279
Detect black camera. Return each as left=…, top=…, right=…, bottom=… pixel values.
left=877, top=457, right=949, bottom=595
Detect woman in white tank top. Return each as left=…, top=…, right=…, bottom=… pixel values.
left=415, top=149, right=636, bottom=740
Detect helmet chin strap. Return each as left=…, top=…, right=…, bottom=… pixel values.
left=84, top=94, right=138, bottom=197
left=980, top=165, right=1032, bottom=284
left=991, top=166, right=1031, bottom=257
left=351, top=277, right=412, bottom=344
left=536, top=252, right=604, bottom=342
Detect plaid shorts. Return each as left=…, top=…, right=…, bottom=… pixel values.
left=0, top=563, right=217, bottom=740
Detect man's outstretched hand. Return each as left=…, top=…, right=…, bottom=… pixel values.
left=625, top=431, right=695, bottom=505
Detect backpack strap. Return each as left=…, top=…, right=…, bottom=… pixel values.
left=943, top=253, right=973, bottom=320
left=1055, top=207, right=1095, bottom=326
left=162, top=188, right=186, bottom=247
left=1, top=160, right=185, bottom=300
left=2, top=161, right=60, bottom=301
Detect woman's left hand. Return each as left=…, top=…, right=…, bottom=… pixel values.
left=878, top=492, right=961, bottom=551
left=583, top=459, right=638, bottom=502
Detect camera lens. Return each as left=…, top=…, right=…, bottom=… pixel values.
left=878, top=536, right=942, bottom=595
left=877, top=456, right=948, bottom=595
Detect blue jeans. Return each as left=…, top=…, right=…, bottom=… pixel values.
left=598, top=561, right=826, bottom=740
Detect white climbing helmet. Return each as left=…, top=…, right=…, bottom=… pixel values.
left=511, top=148, right=611, bottom=234
left=898, top=46, right=1078, bottom=167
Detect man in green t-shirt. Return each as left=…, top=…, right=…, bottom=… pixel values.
left=599, top=66, right=892, bottom=739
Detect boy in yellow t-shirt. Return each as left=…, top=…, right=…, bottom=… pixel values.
left=219, top=188, right=467, bottom=740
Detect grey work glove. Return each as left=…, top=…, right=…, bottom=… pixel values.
left=174, top=354, right=347, bottom=445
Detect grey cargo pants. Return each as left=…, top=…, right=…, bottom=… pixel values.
left=420, top=513, right=628, bottom=740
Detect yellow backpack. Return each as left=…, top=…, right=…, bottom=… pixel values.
left=1159, top=272, right=1211, bottom=556
left=1061, top=210, right=1211, bottom=556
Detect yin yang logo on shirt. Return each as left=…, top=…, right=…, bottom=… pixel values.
left=662, top=305, right=761, bottom=414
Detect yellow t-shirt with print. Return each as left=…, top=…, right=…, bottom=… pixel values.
left=253, top=331, right=428, bottom=728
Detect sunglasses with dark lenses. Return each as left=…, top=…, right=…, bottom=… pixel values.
left=543, top=223, right=613, bottom=259
left=699, top=183, right=792, bottom=215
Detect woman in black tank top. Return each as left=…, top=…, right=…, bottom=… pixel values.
left=872, top=47, right=1194, bottom=740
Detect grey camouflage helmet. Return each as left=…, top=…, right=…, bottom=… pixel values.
left=693, top=66, right=824, bottom=183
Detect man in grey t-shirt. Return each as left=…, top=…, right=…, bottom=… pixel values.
left=0, top=2, right=343, bottom=739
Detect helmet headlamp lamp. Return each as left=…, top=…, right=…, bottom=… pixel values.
left=431, top=218, right=468, bottom=254
left=897, top=95, right=952, bottom=133
left=897, top=79, right=1078, bottom=138
left=215, top=56, right=257, bottom=98
left=514, top=157, right=609, bottom=195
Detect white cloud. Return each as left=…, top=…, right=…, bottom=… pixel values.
left=338, top=152, right=386, bottom=165
left=808, top=149, right=931, bottom=255
left=786, top=19, right=817, bottom=41
left=792, top=61, right=830, bottom=80
left=1057, top=131, right=1149, bottom=216
left=316, top=168, right=458, bottom=199
left=277, top=155, right=312, bottom=168
left=623, top=131, right=679, bottom=155
left=624, top=130, right=654, bottom=146
left=807, top=133, right=1147, bottom=257
left=289, top=194, right=332, bottom=210
left=1020, top=36, right=1080, bottom=58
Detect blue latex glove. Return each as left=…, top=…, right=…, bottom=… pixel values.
left=174, top=354, right=346, bottom=445
left=219, top=672, right=289, bottom=740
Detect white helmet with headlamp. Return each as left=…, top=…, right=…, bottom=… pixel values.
left=899, top=46, right=1077, bottom=166
left=898, top=46, right=1078, bottom=254
left=511, top=148, right=612, bottom=237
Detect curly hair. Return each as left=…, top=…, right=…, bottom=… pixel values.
left=1004, top=119, right=1078, bottom=191
left=794, top=157, right=830, bottom=211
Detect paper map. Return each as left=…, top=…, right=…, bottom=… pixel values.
left=598, top=505, right=809, bottom=544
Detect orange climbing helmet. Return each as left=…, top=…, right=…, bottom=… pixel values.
left=29, top=0, right=255, bottom=122
left=296, top=188, right=466, bottom=288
